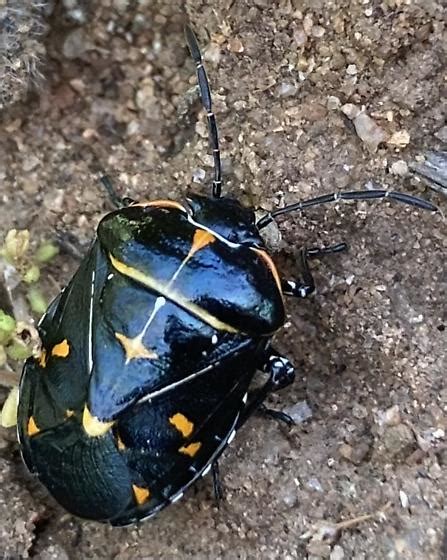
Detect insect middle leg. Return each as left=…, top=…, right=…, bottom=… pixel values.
left=282, top=242, right=348, bottom=298
left=237, top=349, right=296, bottom=429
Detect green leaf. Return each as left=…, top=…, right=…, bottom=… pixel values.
left=0, top=386, right=19, bottom=428
left=23, top=264, right=41, bottom=284
left=35, top=242, right=59, bottom=263
left=6, top=340, right=33, bottom=361
left=0, top=311, right=16, bottom=345
left=27, top=287, right=48, bottom=315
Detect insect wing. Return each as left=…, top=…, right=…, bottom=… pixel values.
left=110, top=351, right=256, bottom=525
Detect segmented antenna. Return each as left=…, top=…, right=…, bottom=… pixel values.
left=185, top=26, right=222, bottom=198
left=256, top=189, right=437, bottom=229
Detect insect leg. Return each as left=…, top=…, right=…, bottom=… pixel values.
left=55, top=230, right=89, bottom=260
left=257, top=403, right=295, bottom=426
left=99, top=175, right=134, bottom=208
left=282, top=243, right=347, bottom=298
left=281, top=248, right=315, bottom=298
left=211, top=461, right=224, bottom=503
left=237, top=350, right=295, bottom=429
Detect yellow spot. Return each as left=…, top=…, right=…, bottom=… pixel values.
left=251, top=247, right=283, bottom=295
left=131, top=200, right=187, bottom=212
left=51, top=339, right=70, bottom=358
left=27, top=416, right=40, bottom=436
left=109, top=254, right=239, bottom=333
left=115, top=332, right=158, bottom=364
left=179, top=441, right=202, bottom=457
left=132, top=484, right=150, bottom=505
left=188, top=229, right=216, bottom=257
left=169, top=413, right=194, bottom=438
left=65, top=409, right=75, bottom=418
left=38, top=349, right=47, bottom=368
left=116, top=433, right=126, bottom=451
left=82, top=406, right=114, bottom=437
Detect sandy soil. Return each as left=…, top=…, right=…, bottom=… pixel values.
left=0, top=1, right=446, bottom=558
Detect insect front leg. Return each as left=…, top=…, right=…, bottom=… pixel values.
left=99, top=174, right=134, bottom=208
left=55, top=230, right=89, bottom=260
left=282, top=242, right=348, bottom=298
left=55, top=172, right=135, bottom=260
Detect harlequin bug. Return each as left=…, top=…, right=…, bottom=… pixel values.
left=17, top=26, right=437, bottom=526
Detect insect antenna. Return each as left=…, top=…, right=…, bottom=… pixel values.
left=185, top=25, right=222, bottom=199
left=256, top=189, right=438, bottom=229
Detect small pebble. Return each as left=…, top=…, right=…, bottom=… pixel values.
left=227, top=38, right=244, bottom=53
left=353, top=112, right=388, bottom=152
left=307, top=542, right=332, bottom=557
left=387, top=130, right=411, bottom=148
left=135, top=79, right=155, bottom=112
left=376, top=405, right=401, bottom=427
left=293, top=28, right=307, bottom=47
left=352, top=403, right=368, bottom=419
left=338, top=441, right=370, bottom=465
left=434, top=126, right=447, bottom=143
left=312, top=25, right=325, bottom=38
left=192, top=168, right=206, bottom=184
left=373, top=423, right=415, bottom=462
left=63, top=0, right=90, bottom=24
left=63, top=28, right=89, bottom=60
left=399, top=490, right=409, bottom=508
left=330, top=545, right=345, bottom=560
left=22, top=155, right=40, bottom=172
left=303, top=13, right=314, bottom=35
left=257, top=214, right=282, bottom=251
left=38, top=545, right=70, bottom=560
left=390, top=160, right=409, bottom=176
left=277, top=82, right=298, bottom=97
left=341, top=103, right=361, bottom=120
left=113, top=0, right=130, bottom=13
left=327, top=96, right=341, bottom=110
left=307, top=478, right=323, bottom=492
left=284, top=400, right=313, bottom=423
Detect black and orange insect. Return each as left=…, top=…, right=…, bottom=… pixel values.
left=17, top=27, right=437, bottom=525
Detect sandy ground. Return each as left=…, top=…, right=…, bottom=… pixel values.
left=0, top=1, right=446, bottom=558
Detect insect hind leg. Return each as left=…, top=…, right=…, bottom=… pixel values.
left=211, top=461, right=224, bottom=504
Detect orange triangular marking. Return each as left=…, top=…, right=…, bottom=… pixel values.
left=179, top=442, right=202, bottom=457
left=51, top=339, right=70, bottom=358
left=188, top=229, right=215, bottom=257
left=27, top=416, right=40, bottom=436
left=169, top=413, right=194, bottom=438
left=132, top=484, right=150, bottom=505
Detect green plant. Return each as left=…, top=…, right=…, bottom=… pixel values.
left=0, top=228, right=58, bottom=369
left=1, top=228, right=58, bottom=313
left=0, top=227, right=58, bottom=425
